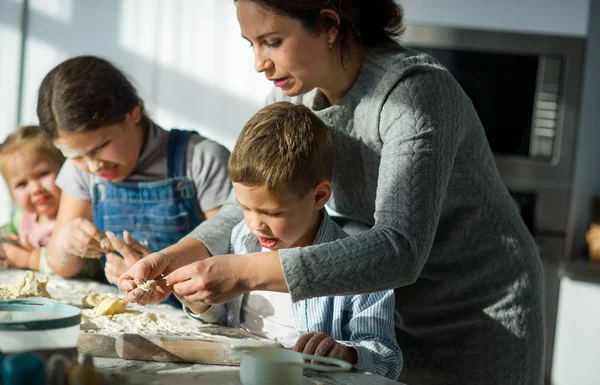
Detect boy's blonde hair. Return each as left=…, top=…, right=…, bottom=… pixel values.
left=0, top=125, right=65, bottom=180
left=229, top=101, right=334, bottom=197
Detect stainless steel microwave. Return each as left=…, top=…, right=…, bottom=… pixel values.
left=402, top=25, right=585, bottom=192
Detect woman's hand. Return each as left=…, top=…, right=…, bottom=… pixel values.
left=117, top=251, right=173, bottom=305
left=173, top=292, right=212, bottom=315
left=104, top=231, right=151, bottom=285
left=55, top=218, right=104, bottom=259
left=168, top=254, right=253, bottom=304
left=0, top=234, right=34, bottom=269
left=293, top=332, right=358, bottom=365
left=168, top=251, right=287, bottom=305
left=117, top=238, right=212, bottom=305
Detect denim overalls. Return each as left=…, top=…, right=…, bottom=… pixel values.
left=92, top=129, right=203, bottom=307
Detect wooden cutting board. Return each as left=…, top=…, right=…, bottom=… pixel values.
left=77, top=330, right=281, bottom=365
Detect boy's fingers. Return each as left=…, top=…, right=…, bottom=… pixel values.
left=314, top=338, right=335, bottom=357
left=301, top=332, right=328, bottom=355
left=293, top=333, right=315, bottom=352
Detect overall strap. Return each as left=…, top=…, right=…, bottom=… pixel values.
left=167, top=129, right=195, bottom=178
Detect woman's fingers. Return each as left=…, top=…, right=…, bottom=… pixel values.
left=118, top=252, right=172, bottom=304
left=168, top=261, right=203, bottom=286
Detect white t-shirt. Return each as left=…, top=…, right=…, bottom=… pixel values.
left=240, top=248, right=298, bottom=348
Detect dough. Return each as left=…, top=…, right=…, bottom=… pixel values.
left=93, top=297, right=128, bottom=318
left=0, top=271, right=52, bottom=299
left=134, top=279, right=156, bottom=292
left=82, top=292, right=114, bottom=308
left=81, top=291, right=128, bottom=317
left=0, top=284, right=20, bottom=300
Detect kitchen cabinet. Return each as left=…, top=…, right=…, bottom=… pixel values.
left=400, top=0, right=590, bottom=37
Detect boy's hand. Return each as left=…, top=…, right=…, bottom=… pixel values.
left=56, top=218, right=104, bottom=259
left=293, top=332, right=358, bottom=365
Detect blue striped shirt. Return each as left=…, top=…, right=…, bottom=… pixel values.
left=190, top=211, right=402, bottom=379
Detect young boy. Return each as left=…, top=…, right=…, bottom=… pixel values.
left=178, top=102, right=402, bottom=379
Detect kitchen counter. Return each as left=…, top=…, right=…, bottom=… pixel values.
left=0, top=269, right=403, bottom=385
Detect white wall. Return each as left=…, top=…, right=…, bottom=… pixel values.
left=400, top=0, right=591, bottom=37
left=19, top=0, right=271, bottom=151
left=0, top=0, right=25, bottom=225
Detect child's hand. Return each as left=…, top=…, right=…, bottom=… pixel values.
left=56, top=218, right=104, bottom=259
left=0, top=236, right=34, bottom=269
left=104, top=231, right=151, bottom=285
left=293, top=332, right=358, bottom=365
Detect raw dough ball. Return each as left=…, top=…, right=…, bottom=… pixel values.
left=94, top=297, right=128, bottom=318
left=81, top=291, right=128, bottom=317
left=82, top=292, right=115, bottom=308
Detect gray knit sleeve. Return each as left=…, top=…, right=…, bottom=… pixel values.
left=279, top=67, right=468, bottom=301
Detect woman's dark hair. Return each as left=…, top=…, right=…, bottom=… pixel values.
left=234, top=0, right=404, bottom=64
left=37, top=56, right=148, bottom=139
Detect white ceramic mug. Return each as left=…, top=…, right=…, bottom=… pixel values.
left=233, top=346, right=352, bottom=385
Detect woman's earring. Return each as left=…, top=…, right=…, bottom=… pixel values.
left=329, top=42, right=334, bottom=50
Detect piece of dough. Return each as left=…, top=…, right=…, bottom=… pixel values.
left=17, top=271, right=52, bottom=298
left=0, top=284, right=20, bottom=300
left=134, top=279, right=156, bottom=292
left=0, top=271, right=52, bottom=299
left=81, top=292, right=116, bottom=308
left=93, top=297, right=128, bottom=317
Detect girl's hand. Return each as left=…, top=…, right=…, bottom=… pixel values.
left=293, top=332, right=358, bottom=365
left=55, top=218, right=104, bottom=259
left=104, top=231, right=151, bottom=285
left=168, top=254, right=252, bottom=305
left=0, top=236, right=34, bottom=269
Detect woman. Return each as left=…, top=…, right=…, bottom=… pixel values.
left=119, top=1, right=544, bottom=383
